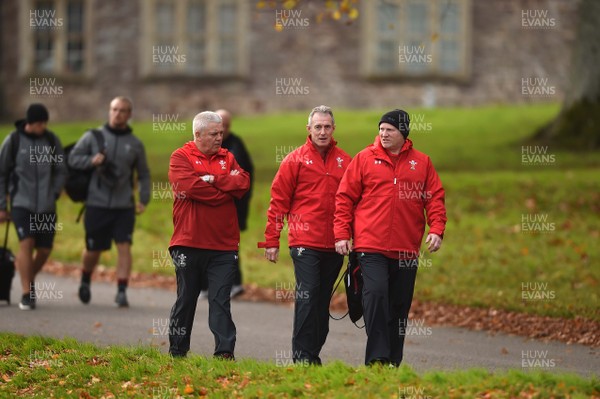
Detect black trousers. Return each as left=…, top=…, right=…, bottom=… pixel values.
left=290, top=247, right=343, bottom=364
left=360, top=252, right=418, bottom=365
left=168, top=246, right=237, bottom=356
left=200, top=248, right=242, bottom=289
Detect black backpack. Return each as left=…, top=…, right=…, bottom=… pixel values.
left=63, top=129, right=105, bottom=202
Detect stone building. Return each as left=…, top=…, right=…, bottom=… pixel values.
left=0, top=0, right=579, bottom=122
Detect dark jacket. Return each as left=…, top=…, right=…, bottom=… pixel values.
left=68, top=124, right=151, bottom=209
left=222, top=132, right=254, bottom=231
left=0, top=120, right=67, bottom=213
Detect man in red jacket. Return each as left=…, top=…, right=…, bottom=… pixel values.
left=259, top=105, right=351, bottom=365
left=167, top=111, right=250, bottom=359
left=334, top=109, right=447, bottom=366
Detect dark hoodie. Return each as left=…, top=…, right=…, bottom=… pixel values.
left=0, top=120, right=67, bottom=213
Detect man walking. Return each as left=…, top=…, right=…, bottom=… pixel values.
left=168, top=111, right=250, bottom=359
left=259, top=105, right=351, bottom=365
left=68, top=96, right=151, bottom=307
left=334, top=109, right=447, bottom=366
left=198, top=109, right=254, bottom=299
left=0, top=103, right=67, bottom=310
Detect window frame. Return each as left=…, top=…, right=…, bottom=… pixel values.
left=140, top=0, right=249, bottom=79
left=19, top=0, right=94, bottom=79
left=360, top=0, right=472, bottom=82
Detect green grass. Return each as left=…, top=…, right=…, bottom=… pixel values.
left=1, top=104, right=599, bottom=321
left=0, top=333, right=597, bottom=398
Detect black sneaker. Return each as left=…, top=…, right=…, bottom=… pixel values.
left=19, top=293, right=35, bottom=310
left=115, top=291, right=129, bottom=308
left=214, top=352, right=235, bottom=361
left=78, top=282, right=91, bottom=304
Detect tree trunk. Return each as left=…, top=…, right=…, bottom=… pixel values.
left=532, top=0, right=600, bottom=149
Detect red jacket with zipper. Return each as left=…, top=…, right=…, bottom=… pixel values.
left=334, top=137, right=446, bottom=257
left=169, top=141, right=250, bottom=251
left=259, top=136, right=351, bottom=250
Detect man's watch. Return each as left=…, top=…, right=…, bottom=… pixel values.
left=201, top=175, right=211, bottom=182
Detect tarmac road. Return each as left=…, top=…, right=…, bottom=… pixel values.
left=1, top=272, right=598, bottom=377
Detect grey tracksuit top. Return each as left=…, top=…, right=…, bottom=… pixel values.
left=68, top=124, right=151, bottom=209
left=0, top=120, right=67, bottom=213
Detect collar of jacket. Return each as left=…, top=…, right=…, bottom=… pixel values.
left=104, top=123, right=133, bottom=136
left=13, top=119, right=50, bottom=140
left=183, top=140, right=228, bottom=160
left=304, top=134, right=337, bottom=156
left=370, top=136, right=413, bottom=164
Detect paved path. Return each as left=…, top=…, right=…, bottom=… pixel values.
left=1, top=272, right=598, bottom=377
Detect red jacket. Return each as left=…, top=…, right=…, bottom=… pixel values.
left=260, top=136, right=352, bottom=250
left=334, top=137, right=446, bottom=257
left=169, top=141, right=250, bottom=251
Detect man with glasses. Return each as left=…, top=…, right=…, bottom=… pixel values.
left=259, top=105, right=351, bottom=365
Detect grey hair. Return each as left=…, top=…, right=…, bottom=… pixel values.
left=192, top=111, right=222, bottom=138
left=307, top=105, right=335, bottom=126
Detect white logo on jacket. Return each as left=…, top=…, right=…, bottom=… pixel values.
left=409, top=160, right=418, bottom=170
left=305, top=159, right=313, bottom=165
left=336, top=157, right=344, bottom=168
left=219, top=160, right=227, bottom=170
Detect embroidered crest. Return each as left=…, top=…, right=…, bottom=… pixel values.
left=297, top=247, right=306, bottom=256
left=175, top=253, right=187, bottom=267
left=219, top=159, right=227, bottom=170
left=409, top=160, right=418, bottom=170
left=336, top=157, right=344, bottom=168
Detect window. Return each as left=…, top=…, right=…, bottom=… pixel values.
left=20, top=0, right=92, bottom=76
left=361, top=0, right=471, bottom=80
left=140, top=0, right=249, bottom=77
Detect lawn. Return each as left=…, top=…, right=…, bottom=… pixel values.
left=1, top=103, right=598, bottom=320
left=0, top=333, right=597, bottom=398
